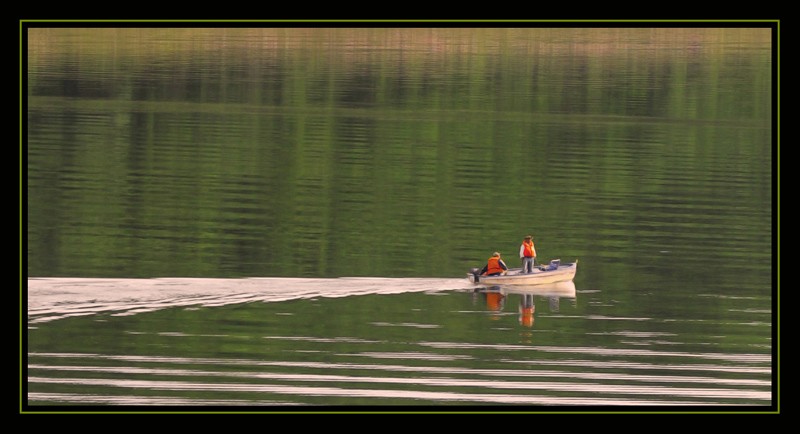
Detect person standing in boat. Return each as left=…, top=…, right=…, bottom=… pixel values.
left=519, top=235, right=537, bottom=274
left=480, top=252, right=508, bottom=276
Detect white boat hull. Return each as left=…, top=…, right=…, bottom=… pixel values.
left=474, top=280, right=577, bottom=298
left=467, top=260, right=577, bottom=285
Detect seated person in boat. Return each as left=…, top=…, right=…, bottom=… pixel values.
left=480, top=252, right=509, bottom=276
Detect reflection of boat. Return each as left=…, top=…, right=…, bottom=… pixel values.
left=472, top=281, right=576, bottom=328
left=467, top=259, right=577, bottom=285
left=475, top=280, right=577, bottom=299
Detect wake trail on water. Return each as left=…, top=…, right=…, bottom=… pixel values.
left=27, top=277, right=472, bottom=324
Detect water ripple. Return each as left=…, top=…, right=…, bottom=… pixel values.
left=419, top=342, right=771, bottom=364
left=29, top=352, right=771, bottom=406
left=28, top=377, right=741, bottom=406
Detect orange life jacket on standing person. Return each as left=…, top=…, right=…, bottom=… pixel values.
left=522, top=240, right=536, bottom=258
left=486, top=257, right=505, bottom=275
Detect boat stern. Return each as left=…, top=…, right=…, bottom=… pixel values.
left=467, top=268, right=481, bottom=283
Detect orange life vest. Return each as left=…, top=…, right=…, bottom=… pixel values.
left=522, top=240, right=536, bottom=257
left=486, top=256, right=505, bottom=275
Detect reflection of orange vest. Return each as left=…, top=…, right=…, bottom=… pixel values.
left=486, top=292, right=503, bottom=311
left=522, top=240, right=535, bottom=257
left=520, top=306, right=534, bottom=327
left=486, top=257, right=504, bottom=275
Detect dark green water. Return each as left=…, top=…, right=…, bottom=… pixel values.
left=26, top=27, right=774, bottom=410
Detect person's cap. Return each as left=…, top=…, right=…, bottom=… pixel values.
left=525, top=235, right=532, bottom=239
left=492, top=252, right=501, bottom=257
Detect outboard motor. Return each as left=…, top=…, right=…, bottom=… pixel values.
left=469, top=267, right=481, bottom=282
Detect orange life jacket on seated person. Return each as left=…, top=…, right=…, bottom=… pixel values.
left=485, top=257, right=505, bottom=275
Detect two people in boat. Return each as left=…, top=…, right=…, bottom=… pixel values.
left=481, top=235, right=537, bottom=276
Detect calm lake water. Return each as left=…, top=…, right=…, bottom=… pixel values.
left=25, top=27, right=775, bottom=411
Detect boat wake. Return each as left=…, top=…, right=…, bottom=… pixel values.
left=27, top=277, right=472, bottom=324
